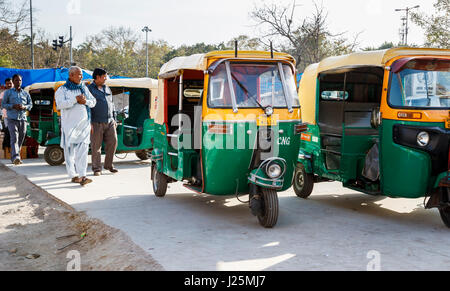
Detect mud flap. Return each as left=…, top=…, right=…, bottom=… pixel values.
left=362, top=143, right=380, bottom=182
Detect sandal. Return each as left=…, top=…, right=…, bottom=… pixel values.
left=80, top=177, right=93, bottom=186
left=71, top=177, right=81, bottom=183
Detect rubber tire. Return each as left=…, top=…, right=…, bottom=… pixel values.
left=440, top=206, right=450, bottom=228
left=257, top=188, right=279, bottom=228
left=293, top=164, right=314, bottom=199
left=136, top=150, right=150, bottom=161
left=44, top=145, right=65, bottom=166
left=152, top=164, right=168, bottom=198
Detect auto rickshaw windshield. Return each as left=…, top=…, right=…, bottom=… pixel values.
left=389, top=58, right=450, bottom=109
left=208, top=62, right=300, bottom=110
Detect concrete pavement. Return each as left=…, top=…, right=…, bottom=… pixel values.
left=2, top=152, right=450, bottom=271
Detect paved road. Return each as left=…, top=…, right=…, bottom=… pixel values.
left=2, top=153, right=450, bottom=271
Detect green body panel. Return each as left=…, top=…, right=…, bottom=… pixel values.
left=300, top=119, right=446, bottom=199
left=45, top=136, right=61, bottom=146
left=115, top=119, right=155, bottom=153
left=151, top=123, right=199, bottom=182
left=153, top=120, right=301, bottom=196
left=434, top=171, right=450, bottom=188
left=380, top=119, right=443, bottom=198
left=202, top=121, right=301, bottom=196
left=27, top=112, right=60, bottom=145
left=341, top=127, right=379, bottom=188
left=297, top=124, right=342, bottom=181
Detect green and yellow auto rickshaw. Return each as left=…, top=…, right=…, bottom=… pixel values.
left=150, top=50, right=305, bottom=228
left=26, top=82, right=60, bottom=147
left=293, top=47, right=450, bottom=227
left=26, top=78, right=158, bottom=165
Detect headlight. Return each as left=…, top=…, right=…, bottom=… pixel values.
left=417, top=131, right=430, bottom=147
left=266, top=163, right=282, bottom=179
left=265, top=106, right=274, bottom=117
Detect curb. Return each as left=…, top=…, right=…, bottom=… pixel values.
left=0, top=161, right=77, bottom=213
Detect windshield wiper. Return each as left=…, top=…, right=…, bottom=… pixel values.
left=230, top=72, right=266, bottom=111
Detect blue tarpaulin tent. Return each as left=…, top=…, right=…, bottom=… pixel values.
left=0, top=67, right=126, bottom=88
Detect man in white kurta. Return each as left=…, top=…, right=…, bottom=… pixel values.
left=55, top=67, right=97, bottom=185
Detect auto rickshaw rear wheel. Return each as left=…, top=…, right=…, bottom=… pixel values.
left=152, top=164, right=168, bottom=197
left=257, top=188, right=279, bottom=228
left=44, top=145, right=65, bottom=166
left=293, top=163, right=314, bottom=199
left=136, top=150, right=150, bottom=161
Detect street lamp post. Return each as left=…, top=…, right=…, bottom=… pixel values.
left=142, top=26, right=152, bottom=77
left=395, top=5, right=420, bottom=46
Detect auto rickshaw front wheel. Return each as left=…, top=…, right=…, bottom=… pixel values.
left=438, top=188, right=450, bottom=228
left=44, top=145, right=65, bottom=166
left=152, top=164, right=168, bottom=197
left=439, top=206, right=450, bottom=228
left=293, top=163, right=314, bottom=199
left=256, top=188, right=279, bottom=228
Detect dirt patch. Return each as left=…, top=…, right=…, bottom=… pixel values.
left=0, top=164, right=164, bottom=271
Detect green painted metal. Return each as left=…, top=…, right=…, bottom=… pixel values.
left=45, top=136, right=61, bottom=146
left=380, top=119, right=444, bottom=198
left=297, top=112, right=448, bottom=198
left=202, top=121, right=300, bottom=196
left=153, top=120, right=301, bottom=196
left=434, top=171, right=450, bottom=188
left=297, top=123, right=342, bottom=181
left=248, top=168, right=284, bottom=190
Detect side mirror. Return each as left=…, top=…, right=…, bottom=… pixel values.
left=371, top=108, right=382, bottom=129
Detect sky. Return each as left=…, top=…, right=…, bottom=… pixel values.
left=28, top=0, right=434, bottom=49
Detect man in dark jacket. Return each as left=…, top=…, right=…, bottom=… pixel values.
left=88, top=68, right=118, bottom=176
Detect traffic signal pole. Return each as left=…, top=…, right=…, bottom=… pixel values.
left=69, top=26, right=73, bottom=65
left=52, top=26, right=74, bottom=66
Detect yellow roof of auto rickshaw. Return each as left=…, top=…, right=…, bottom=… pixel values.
left=159, top=50, right=296, bottom=78
left=24, top=82, right=59, bottom=92
left=314, top=47, right=449, bottom=74
left=105, top=77, right=158, bottom=89
left=299, top=47, right=450, bottom=125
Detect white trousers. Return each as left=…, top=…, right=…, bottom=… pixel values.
left=64, top=142, right=89, bottom=179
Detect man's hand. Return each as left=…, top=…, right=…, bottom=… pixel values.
left=76, top=95, right=87, bottom=105
left=13, top=104, right=24, bottom=110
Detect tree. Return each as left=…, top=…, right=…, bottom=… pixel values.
left=162, top=42, right=228, bottom=63
left=363, top=41, right=396, bottom=52
left=0, top=0, right=31, bottom=35
left=250, top=0, right=359, bottom=70
left=227, top=35, right=262, bottom=50
left=411, top=0, right=449, bottom=49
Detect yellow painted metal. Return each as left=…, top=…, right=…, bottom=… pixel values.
left=156, top=50, right=299, bottom=125
left=299, top=47, right=450, bottom=125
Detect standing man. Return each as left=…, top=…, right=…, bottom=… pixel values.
left=55, top=66, right=96, bottom=186
left=1, top=75, right=32, bottom=165
left=0, top=78, right=13, bottom=131
left=88, top=68, right=118, bottom=176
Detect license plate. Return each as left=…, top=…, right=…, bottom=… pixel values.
left=257, top=116, right=278, bottom=126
